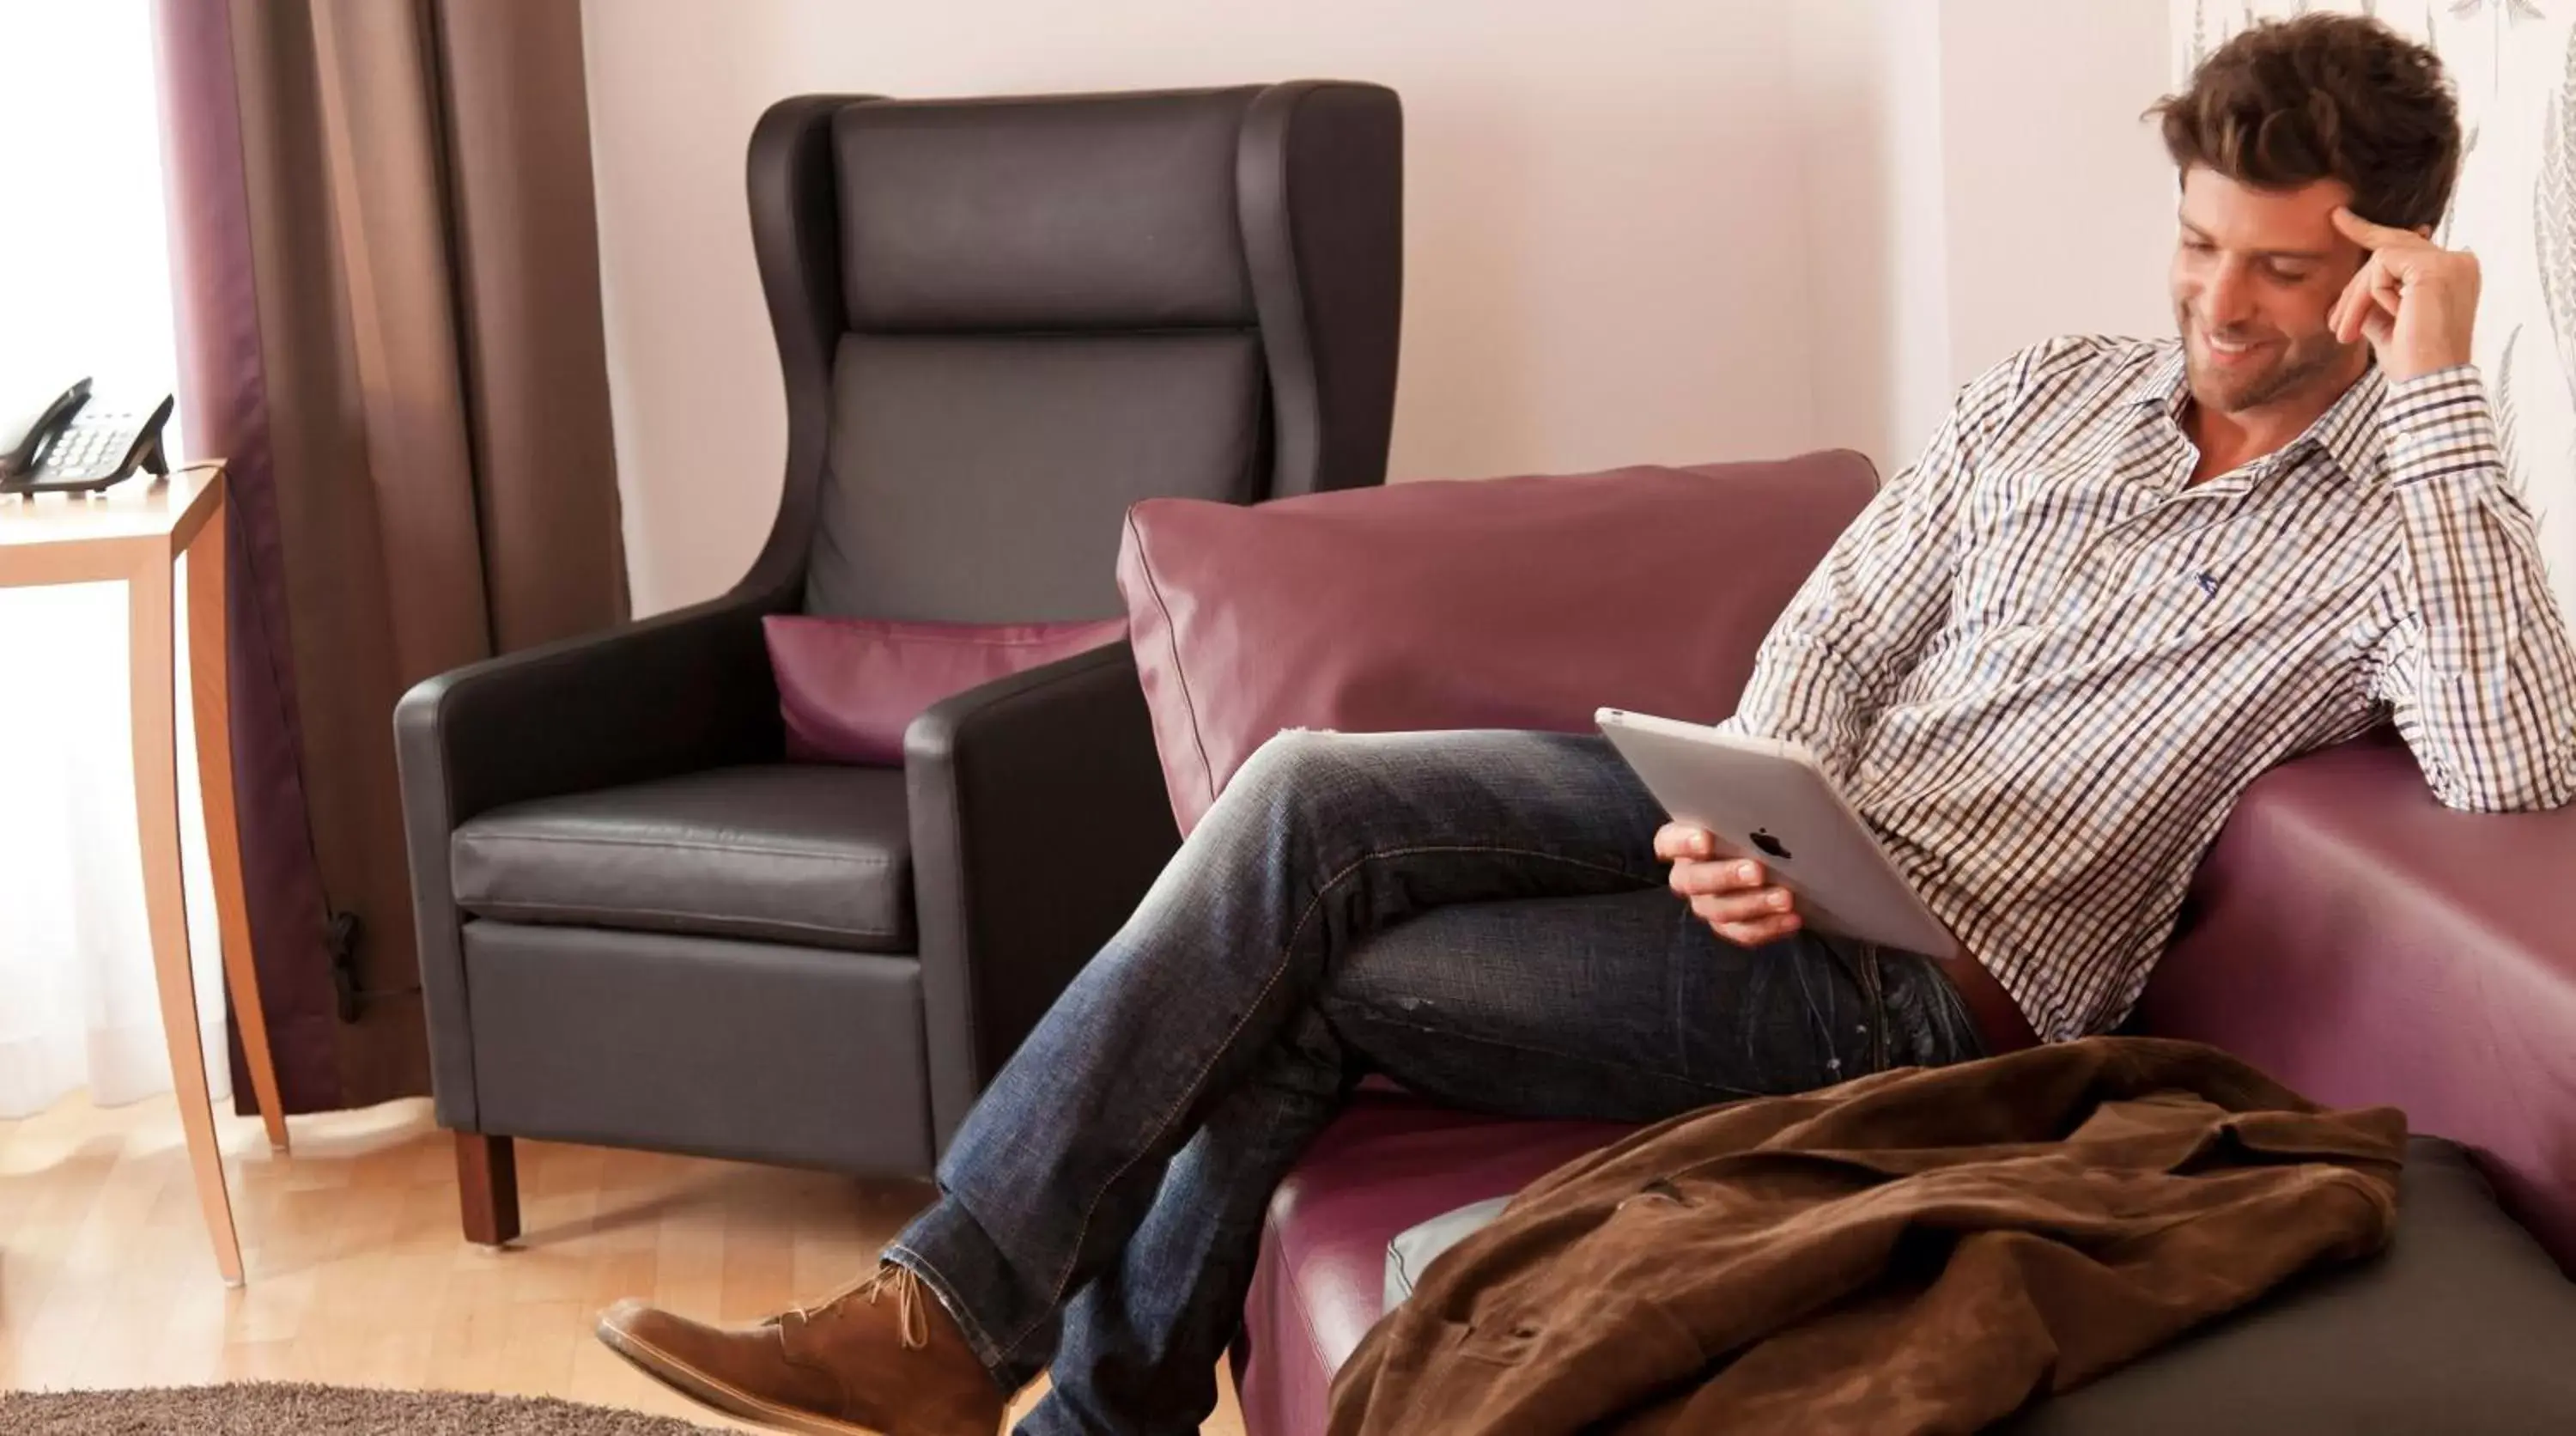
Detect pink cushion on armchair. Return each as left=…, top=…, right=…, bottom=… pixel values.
left=1115, top=453, right=1880, bottom=835
left=763, top=615, right=1128, bottom=765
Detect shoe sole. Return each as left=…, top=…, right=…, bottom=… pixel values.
left=593, top=1315, right=886, bottom=1436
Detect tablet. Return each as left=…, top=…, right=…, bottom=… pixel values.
left=1595, top=707, right=1959, bottom=958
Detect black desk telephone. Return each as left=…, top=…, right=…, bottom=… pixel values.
left=0, top=377, right=175, bottom=496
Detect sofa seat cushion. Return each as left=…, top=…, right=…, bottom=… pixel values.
left=1235, top=1091, right=1630, bottom=1436
left=452, top=764, right=914, bottom=953
left=1242, top=1096, right=2576, bottom=1434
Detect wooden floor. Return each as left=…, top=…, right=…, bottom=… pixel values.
left=0, top=1089, right=1245, bottom=1433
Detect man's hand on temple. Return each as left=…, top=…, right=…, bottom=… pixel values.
left=1657, top=822, right=1802, bottom=946
left=2329, top=206, right=2479, bottom=382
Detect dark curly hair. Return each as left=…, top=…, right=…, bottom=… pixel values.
left=2147, top=13, right=2461, bottom=232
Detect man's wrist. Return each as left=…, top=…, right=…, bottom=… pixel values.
left=2380, top=351, right=2475, bottom=386
left=2380, top=363, right=2500, bottom=490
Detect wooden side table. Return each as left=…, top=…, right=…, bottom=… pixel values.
left=0, top=465, right=289, bottom=1285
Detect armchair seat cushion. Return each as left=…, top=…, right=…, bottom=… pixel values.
left=452, top=764, right=914, bottom=953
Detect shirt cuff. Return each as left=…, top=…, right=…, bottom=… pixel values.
left=2382, top=363, right=2505, bottom=490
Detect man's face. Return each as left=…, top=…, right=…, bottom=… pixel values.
left=2169, top=166, right=2371, bottom=415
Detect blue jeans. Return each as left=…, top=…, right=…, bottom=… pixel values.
left=889, top=729, right=1988, bottom=1434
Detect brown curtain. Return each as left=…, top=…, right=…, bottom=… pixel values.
left=154, top=0, right=627, bottom=1112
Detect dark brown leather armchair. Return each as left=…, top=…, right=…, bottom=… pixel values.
left=394, top=83, right=1401, bottom=1242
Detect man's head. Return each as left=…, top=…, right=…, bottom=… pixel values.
left=2147, top=15, right=2460, bottom=416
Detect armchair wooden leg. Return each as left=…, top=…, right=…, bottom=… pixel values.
left=455, top=1132, right=521, bottom=1246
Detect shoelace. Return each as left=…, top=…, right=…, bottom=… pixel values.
left=787, top=1262, right=929, bottom=1351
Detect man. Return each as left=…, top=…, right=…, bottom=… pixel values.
left=597, top=14, right=2576, bottom=1434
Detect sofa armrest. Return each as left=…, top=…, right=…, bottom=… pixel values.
left=393, top=585, right=788, bottom=1129
left=906, top=641, right=1182, bottom=1149
left=2138, top=728, right=2576, bottom=1273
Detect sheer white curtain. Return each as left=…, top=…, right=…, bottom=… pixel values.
left=0, top=1, right=228, bottom=1119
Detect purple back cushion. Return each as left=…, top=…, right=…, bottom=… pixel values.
left=764, top=615, right=1129, bottom=766
left=1115, top=453, right=1880, bottom=836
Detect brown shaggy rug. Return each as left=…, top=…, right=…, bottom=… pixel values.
left=0, top=1382, right=723, bottom=1433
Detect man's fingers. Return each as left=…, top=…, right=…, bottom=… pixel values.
left=1690, top=889, right=1793, bottom=926
left=2372, top=262, right=2405, bottom=312
left=2332, top=205, right=2424, bottom=250
left=2330, top=255, right=2380, bottom=341
left=1718, top=891, right=1785, bottom=922
left=1716, top=913, right=1802, bottom=947
left=2360, top=262, right=2404, bottom=341
left=1670, top=860, right=1769, bottom=897
left=1654, top=823, right=1714, bottom=862
left=2332, top=255, right=2400, bottom=344
left=1691, top=893, right=1758, bottom=925
left=2328, top=264, right=2360, bottom=339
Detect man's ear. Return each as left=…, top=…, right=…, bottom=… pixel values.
left=2415, top=224, right=2436, bottom=240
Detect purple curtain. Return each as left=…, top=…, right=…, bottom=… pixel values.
left=151, top=0, right=628, bottom=1112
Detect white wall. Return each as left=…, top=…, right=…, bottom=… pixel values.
left=585, top=0, right=2175, bottom=613
left=1789, top=0, right=1959, bottom=483
left=1941, top=0, right=2176, bottom=390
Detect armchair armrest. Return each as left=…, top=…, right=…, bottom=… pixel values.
left=393, top=584, right=789, bottom=1128
left=2138, top=728, right=2576, bottom=1273
left=395, top=587, right=789, bottom=824
left=906, top=640, right=1182, bottom=1149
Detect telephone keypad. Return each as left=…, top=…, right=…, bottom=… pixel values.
left=39, top=420, right=129, bottom=481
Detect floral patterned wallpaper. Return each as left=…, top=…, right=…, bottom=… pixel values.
left=2174, top=0, right=2576, bottom=619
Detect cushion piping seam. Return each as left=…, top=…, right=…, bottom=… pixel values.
left=1127, top=507, right=1218, bottom=807
left=459, top=900, right=907, bottom=945
left=455, top=831, right=896, bottom=863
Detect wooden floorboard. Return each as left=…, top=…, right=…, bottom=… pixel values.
left=0, top=1092, right=1245, bottom=1433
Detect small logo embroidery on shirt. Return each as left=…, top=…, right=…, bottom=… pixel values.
left=2196, top=571, right=2221, bottom=598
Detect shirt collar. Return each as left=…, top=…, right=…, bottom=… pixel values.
left=2124, top=340, right=2190, bottom=420
left=2125, top=338, right=2389, bottom=484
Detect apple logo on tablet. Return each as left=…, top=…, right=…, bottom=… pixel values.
left=1750, top=828, right=1791, bottom=861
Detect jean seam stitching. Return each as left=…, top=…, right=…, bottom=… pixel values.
left=1789, top=945, right=1835, bottom=1081
left=997, top=839, right=1654, bottom=1357
left=1337, top=1012, right=1761, bottom=1098
left=882, top=1242, right=1011, bottom=1380
left=1862, top=942, right=1891, bottom=1071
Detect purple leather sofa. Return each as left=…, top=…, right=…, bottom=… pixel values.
left=1222, top=467, right=2576, bottom=1432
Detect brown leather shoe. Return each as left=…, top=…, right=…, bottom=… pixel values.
left=596, top=1263, right=1005, bottom=1436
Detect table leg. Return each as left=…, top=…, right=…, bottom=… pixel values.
left=186, top=488, right=289, bottom=1153
left=130, top=554, right=246, bottom=1286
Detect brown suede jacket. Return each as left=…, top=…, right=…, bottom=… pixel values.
left=1328, top=1037, right=2406, bottom=1435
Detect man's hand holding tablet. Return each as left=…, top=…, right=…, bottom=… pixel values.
left=1656, top=822, right=1801, bottom=947
left=1598, top=707, right=1959, bottom=959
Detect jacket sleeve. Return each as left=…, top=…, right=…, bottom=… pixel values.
left=2366, top=364, right=2576, bottom=812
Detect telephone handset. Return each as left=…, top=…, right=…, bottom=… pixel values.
left=1, top=378, right=92, bottom=479
left=0, top=377, right=175, bottom=496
